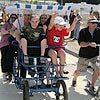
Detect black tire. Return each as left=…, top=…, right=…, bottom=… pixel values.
left=56, top=80, right=68, bottom=100
left=97, top=86, right=100, bottom=100
left=22, top=80, right=30, bottom=100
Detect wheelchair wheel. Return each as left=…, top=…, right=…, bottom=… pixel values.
left=56, top=80, right=68, bottom=100
left=22, top=80, right=30, bottom=100
left=97, top=86, right=100, bottom=100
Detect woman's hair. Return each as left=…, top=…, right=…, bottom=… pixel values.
left=40, top=14, right=47, bottom=20
left=30, top=15, right=39, bottom=21
left=7, top=14, right=18, bottom=23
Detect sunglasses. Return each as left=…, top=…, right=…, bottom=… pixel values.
left=41, top=17, right=47, bottom=19
left=11, top=17, right=17, bottom=19
left=91, top=22, right=98, bottom=24
left=24, top=14, right=31, bottom=16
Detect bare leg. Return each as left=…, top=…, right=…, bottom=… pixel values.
left=46, top=61, right=50, bottom=84
left=41, top=39, right=47, bottom=56
left=73, top=70, right=80, bottom=81
left=48, top=49, right=59, bottom=76
left=72, top=70, right=80, bottom=87
left=91, top=67, right=99, bottom=87
left=58, top=49, right=66, bottom=76
left=20, top=38, right=27, bottom=55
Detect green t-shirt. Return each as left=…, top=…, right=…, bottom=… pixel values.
left=21, top=24, right=45, bottom=42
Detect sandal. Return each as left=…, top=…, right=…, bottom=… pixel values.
left=63, top=70, right=69, bottom=74
left=59, top=73, right=66, bottom=78
left=55, top=73, right=60, bottom=78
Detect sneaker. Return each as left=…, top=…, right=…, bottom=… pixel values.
left=24, top=55, right=29, bottom=64
left=7, top=73, right=12, bottom=82
left=89, top=86, right=96, bottom=94
left=28, top=69, right=35, bottom=77
left=40, top=56, right=46, bottom=64
left=38, top=80, right=42, bottom=85
left=55, top=73, right=60, bottom=78
left=52, top=80, right=57, bottom=85
left=72, top=80, right=76, bottom=87
left=2, top=73, right=8, bottom=82
left=97, top=86, right=100, bottom=99
left=28, top=80, right=36, bottom=87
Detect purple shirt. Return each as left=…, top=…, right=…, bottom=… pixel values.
left=0, top=22, right=11, bottom=48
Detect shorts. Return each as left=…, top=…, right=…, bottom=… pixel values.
left=77, top=56, right=99, bottom=72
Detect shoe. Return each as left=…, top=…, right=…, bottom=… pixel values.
left=40, top=56, right=46, bottom=64
left=46, top=84, right=51, bottom=88
left=28, top=69, right=35, bottom=77
left=52, top=80, right=57, bottom=85
left=2, top=73, right=8, bottom=82
left=72, top=80, right=76, bottom=87
left=63, top=70, right=69, bottom=74
left=89, top=86, right=96, bottom=93
left=24, top=55, right=29, bottom=64
left=7, top=72, right=12, bottom=82
left=28, top=80, right=36, bottom=87
left=60, top=73, right=67, bottom=78
left=55, top=73, right=60, bottom=78
left=86, top=80, right=96, bottom=93
left=38, top=80, right=42, bottom=85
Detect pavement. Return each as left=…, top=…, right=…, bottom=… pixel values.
left=0, top=51, right=100, bottom=100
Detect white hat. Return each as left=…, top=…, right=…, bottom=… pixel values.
left=54, top=16, right=66, bottom=25
left=88, top=17, right=99, bottom=23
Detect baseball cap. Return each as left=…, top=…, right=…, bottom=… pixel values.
left=54, top=16, right=66, bottom=25
left=88, top=17, right=99, bottom=23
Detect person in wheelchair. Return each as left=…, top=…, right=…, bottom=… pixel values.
left=47, top=13, right=78, bottom=78
left=20, top=15, right=47, bottom=78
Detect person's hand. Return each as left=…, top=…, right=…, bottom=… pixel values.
left=89, top=42, right=96, bottom=48
left=51, top=13, right=56, bottom=19
left=73, top=17, right=79, bottom=23
left=43, top=25, right=47, bottom=32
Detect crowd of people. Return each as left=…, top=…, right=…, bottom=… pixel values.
left=0, top=8, right=100, bottom=94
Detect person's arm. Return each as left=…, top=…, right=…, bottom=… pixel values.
left=10, top=25, right=17, bottom=37
left=10, top=23, right=21, bottom=43
left=43, top=25, right=47, bottom=32
left=1, top=23, right=10, bottom=35
left=67, top=17, right=78, bottom=32
left=78, top=29, right=96, bottom=48
left=48, top=13, right=56, bottom=30
left=1, top=28, right=10, bottom=35
left=10, top=19, right=20, bottom=37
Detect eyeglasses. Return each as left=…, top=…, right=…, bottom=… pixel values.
left=91, top=22, right=98, bottom=24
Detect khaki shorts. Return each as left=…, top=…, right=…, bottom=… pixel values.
left=77, top=56, right=99, bottom=72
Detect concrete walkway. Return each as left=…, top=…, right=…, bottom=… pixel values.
left=0, top=52, right=100, bottom=100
